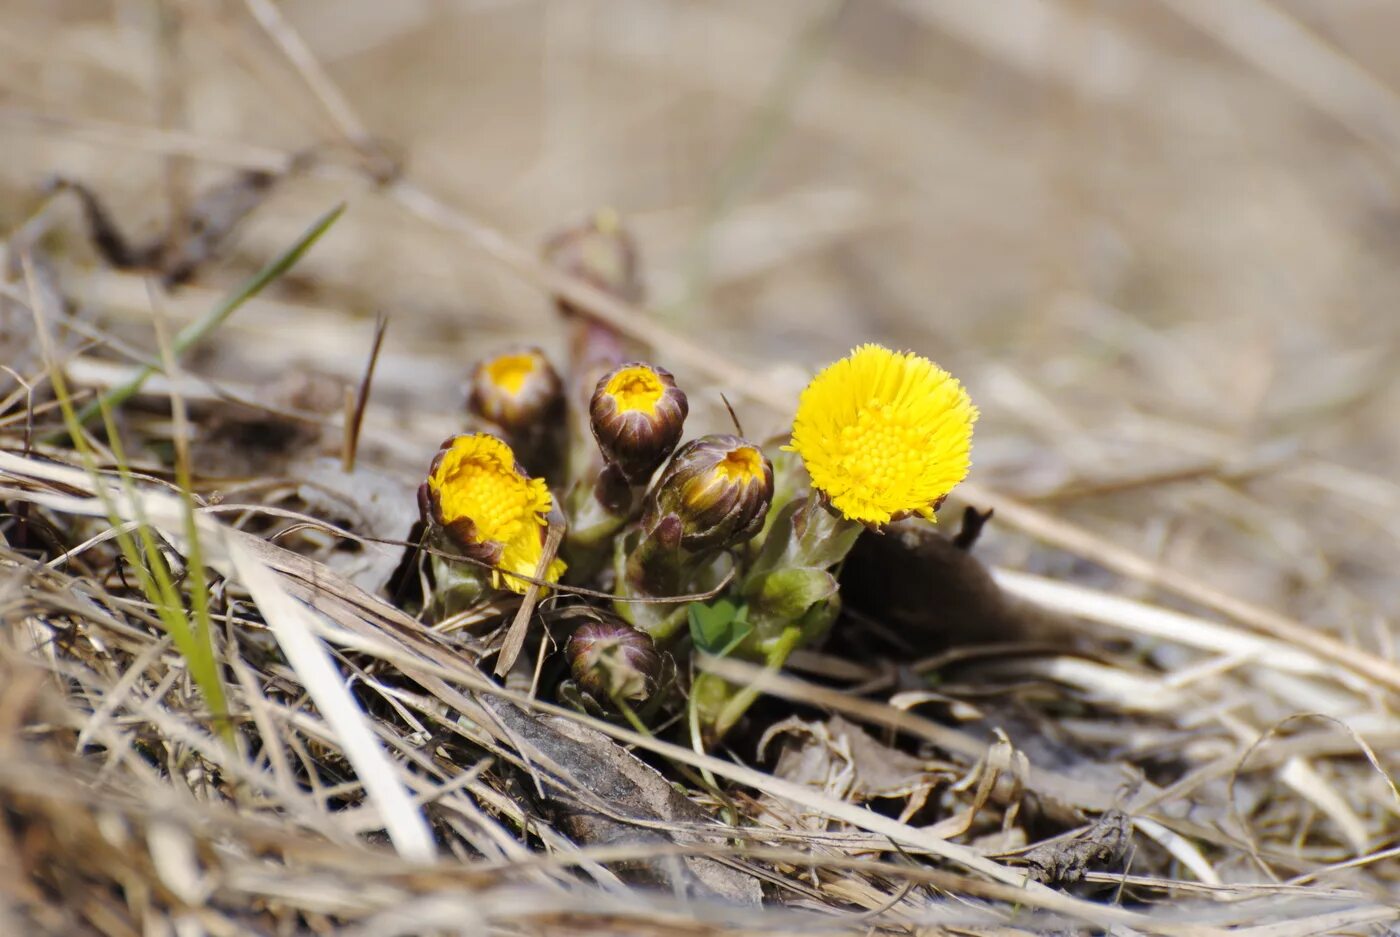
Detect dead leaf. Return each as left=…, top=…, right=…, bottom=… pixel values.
left=296, top=456, right=418, bottom=594
left=760, top=716, right=954, bottom=825
left=482, top=698, right=763, bottom=906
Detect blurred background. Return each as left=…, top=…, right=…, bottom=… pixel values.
left=3, top=1, right=1398, bottom=632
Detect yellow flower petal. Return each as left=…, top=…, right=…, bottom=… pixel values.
left=788, top=344, right=977, bottom=525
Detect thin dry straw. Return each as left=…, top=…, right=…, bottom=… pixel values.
left=0, top=431, right=437, bottom=865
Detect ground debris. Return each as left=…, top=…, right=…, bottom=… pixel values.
left=482, top=698, right=764, bottom=906
left=294, top=455, right=417, bottom=593
left=47, top=169, right=280, bottom=286
left=1021, top=809, right=1131, bottom=886
left=760, top=715, right=955, bottom=823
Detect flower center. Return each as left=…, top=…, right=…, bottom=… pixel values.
left=437, top=461, right=534, bottom=543
left=714, top=446, right=765, bottom=485
left=484, top=353, right=539, bottom=395
left=836, top=401, right=925, bottom=492
left=605, top=366, right=665, bottom=413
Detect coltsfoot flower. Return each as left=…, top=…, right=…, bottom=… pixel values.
left=788, top=344, right=977, bottom=526
left=590, top=363, right=688, bottom=483
left=422, top=433, right=566, bottom=593
left=644, top=434, right=773, bottom=552
left=566, top=620, right=661, bottom=702
left=468, top=347, right=563, bottom=433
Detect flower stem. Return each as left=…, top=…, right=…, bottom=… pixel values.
left=708, top=624, right=803, bottom=740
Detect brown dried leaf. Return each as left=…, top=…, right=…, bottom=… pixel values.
left=761, top=716, right=953, bottom=813
left=483, top=699, right=763, bottom=906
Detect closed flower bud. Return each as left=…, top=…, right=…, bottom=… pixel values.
left=468, top=347, right=563, bottom=433
left=590, top=363, right=688, bottom=483
left=542, top=208, right=642, bottom=309
left=566, top=620, right=661, bottom=702
left=644, top=434, right=774, bottom=552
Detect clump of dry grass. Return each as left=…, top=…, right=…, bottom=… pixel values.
left=1, top=2, right=1398, bottom=935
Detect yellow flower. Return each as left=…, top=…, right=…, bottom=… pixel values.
left=788, top=344, right=977, bottom=526
left=425, top=434, right=566, bottom=593
left=484, top=352, right=541, bottom=395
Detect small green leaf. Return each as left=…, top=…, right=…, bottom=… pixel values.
left=687, top=599, right=753, bottom=657
left=688, top=598, right=735, bottom=647
left=793, top=508, right=863, bottom=569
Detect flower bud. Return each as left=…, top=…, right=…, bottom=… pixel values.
left=566, top=620, right=661, bottom=702
left=643, top=434, right=773, bottom=552
left=467, top=347, right=563, bottom=433
left=542, top=208, right=642, bottom=310
left=589, top=363, right=688, bottom=484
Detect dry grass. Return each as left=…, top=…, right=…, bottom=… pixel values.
left=1, top=2, right=1398, bottom=934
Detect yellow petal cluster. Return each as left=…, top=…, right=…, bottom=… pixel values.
left=427, top=434, right=566, bottom=593
left=484, top=352, right=540, bottom=394
left=602, top=364, right=667, bottom=414
left=645, top=434, right=773, bottom=551
left=589, top=362, right=688, bottom=484
left=788, top=344, right=977, bottom=526
left=469, top=348, right=564, bottom=433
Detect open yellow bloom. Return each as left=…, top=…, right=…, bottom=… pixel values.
left=425, top=434, right=566, bottom=593
left=788, top=344, right=977, bottom=526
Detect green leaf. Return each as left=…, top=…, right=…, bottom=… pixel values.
left=689, top=598, right=735, bottom=647
left=746, top=495, right=863, bottom=577
left=687, top=599, right=753, bottom=658
left=792, top=507, right=863, bottom=569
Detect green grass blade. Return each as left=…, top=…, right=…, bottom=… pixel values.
left=98, top=399, right=229, bottom=731
left=29, top=204, right=347, bottom=739
left=40, top=348, right=232, bottom=739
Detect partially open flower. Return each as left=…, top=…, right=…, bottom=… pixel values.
left=590, top=363, right=688, bottom=483
left=788, top=344, right=977, bottom=526
left=644, top=434, right=773, bottom=552
left=422, top=434, right=566, bottom=593
left=468, top=347, right=563, bottom=433
left=566, top=620, right=660, bottom=702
